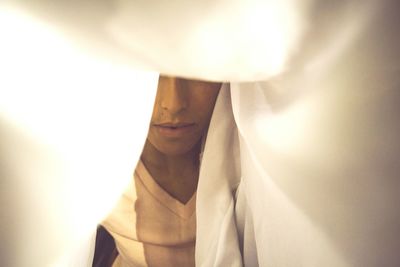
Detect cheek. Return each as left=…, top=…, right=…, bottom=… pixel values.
left=192, top=91, right=220, bottom=122
left=150, top=99, right=161, bottom=122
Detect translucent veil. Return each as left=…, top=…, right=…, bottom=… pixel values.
left=230, top=1, right=400, bottom=265
left=1, top=0, right=400, bottom=266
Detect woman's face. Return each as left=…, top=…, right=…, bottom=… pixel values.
left=147, top=75, right=221, bottom=156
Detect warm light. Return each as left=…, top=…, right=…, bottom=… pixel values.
left=185, top=1, right=306, bottom=81
left=254, top=99, right=311, bottom=154
left=0, top=6, right=158, bottom=266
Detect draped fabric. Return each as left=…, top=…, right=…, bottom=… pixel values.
left=229, top=2, right=400, bottom=265
left=196, top=84, right=242, bottom=267
left=1, top=1, right=400, bottom=266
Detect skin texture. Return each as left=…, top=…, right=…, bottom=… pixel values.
left=141, top=75, right=221, bottom=203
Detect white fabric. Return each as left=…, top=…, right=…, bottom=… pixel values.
left=0, top=12, right=159, bottom=263
left=230, top=2, right=400, bottom=266
left=196, top=84, right=242, bottom=267
left=2, top=1, right=400, bottom=266
left=1, top=0, right=306, bottom=81
left=58, top=231, right=97, bottom=267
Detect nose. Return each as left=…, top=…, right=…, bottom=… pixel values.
left=159, top=76, right=188, bottom=115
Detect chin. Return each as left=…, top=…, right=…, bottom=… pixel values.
left=158, top=140, right=201, bottom=156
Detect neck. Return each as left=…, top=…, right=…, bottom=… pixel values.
left=140, top=140, right=201, bottom=204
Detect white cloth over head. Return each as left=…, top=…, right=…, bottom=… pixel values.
left=1, top=0, right=400, bottom=266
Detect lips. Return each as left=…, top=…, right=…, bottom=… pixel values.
left=153, top=122, right=196, bottom=137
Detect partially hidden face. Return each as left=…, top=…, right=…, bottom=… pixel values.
left=147, top=75, right=222, bottom=156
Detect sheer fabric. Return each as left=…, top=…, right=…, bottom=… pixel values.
left=1, top=1, right=400, bottom=266
left=230, top=2, right=400, bottom=266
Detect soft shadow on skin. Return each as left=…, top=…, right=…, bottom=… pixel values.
left=134, top=176, right=196, bottom=267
